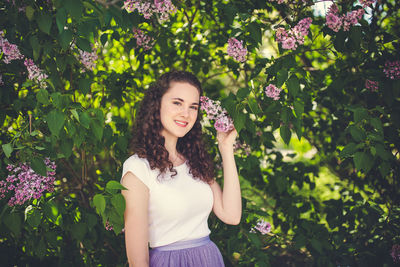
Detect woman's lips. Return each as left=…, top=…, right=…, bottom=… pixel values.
left=175, top=120, right=188, bottom=127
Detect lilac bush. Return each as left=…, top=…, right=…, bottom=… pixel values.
left=227, top=38, right=247, bottom=62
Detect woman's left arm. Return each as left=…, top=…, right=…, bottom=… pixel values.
left=210, top=128, right=242, bottom=225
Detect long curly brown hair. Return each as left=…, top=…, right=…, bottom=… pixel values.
left=131, top=71, right=215, bottom=184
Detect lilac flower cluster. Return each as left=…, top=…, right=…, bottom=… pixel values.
left=200, top=96, right=234, bottom=132
left=275, top=17, right=312, bottom=50
left=227, top=38, right=248, bottom=62
left=365, top=79, right=379, bottom=92
left=265, top=84, right=282, bottom=100
left=0, top=31, right=24, bottom=64
left=250, top=218, right=272, bottom=235
left=133, top=28, right=154, bottom=50
left=326, top=4, right=365, bottom=32
left=391, top=244, right=400, bottom=263
left=384, top=60, right=400, bottom=80
left=359, top=0, right=376, bottom=7
left=233, top=140, right=251, bottom=156
left=24, top=59, right=48, bottom=88
left=123, top=0, right=176, bottom=22
left=105, top=220, right=114, bottom=231
left=0, top=159, right=56, bottom=206
left=76, top=46, right=98, bottom=72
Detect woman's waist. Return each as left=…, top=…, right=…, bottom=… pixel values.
left=151, top=235, right=211, bottom=251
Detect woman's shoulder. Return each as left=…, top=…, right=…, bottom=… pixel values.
left=123, top=154, right=150, bottom=168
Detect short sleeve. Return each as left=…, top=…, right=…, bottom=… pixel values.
left=121, top=155, right=151, bottom=189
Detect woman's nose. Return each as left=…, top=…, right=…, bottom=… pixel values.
left=180, top=106, right=190, bottom=117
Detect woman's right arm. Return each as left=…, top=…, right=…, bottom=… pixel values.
left=121, top=172, right=150, bottom=267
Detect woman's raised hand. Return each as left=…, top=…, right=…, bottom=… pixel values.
left=216, top=128, right=238, bottom=150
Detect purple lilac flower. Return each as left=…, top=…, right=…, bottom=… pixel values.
left=123, top=0, right=176, bottom=22
left=105, top=220, right=114, bottom=231
left=265, top=84, right=282, bottom=100
left=359, top=0, right=376, bottom=7
left=326, top=4, right=365, bottom=32
left=233, top=140, right=251, bottom=156
left=365, top=79, right=379, bottom=92
left=200, top=96, right=234, bottom=132
left=0, top=31, right=24, bottom=64
left=24, top=58, right=48, bottom=87
left=76, top=46, right=98, bottom=72
left=275, top=17, right=312, bottom=50
left=133, top=28, right=154, bottom=50
left=391, top=244, right=400, bottom=263
left=0, top=159, right=56, bottom=206
left=384, top=60, right=400, bottom=80
left=227, top=38, right=248, bottom=62
left=250, top=218, right=271, bottom=235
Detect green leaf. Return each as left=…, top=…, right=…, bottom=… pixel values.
left=59, top=30, right=73, bottom=50
left=56, top=8, right=67, bottom=33
left=353, top=151, right=374, bottom=173
left=375, top=144, right=391, bottom=160
left=43, top=201, right=59, bottom=222
left=36, top=89, right=49, bottom=104
left=90, top=119, right=104, bottom=141
left=339, top=143, right=358, bottom=158
left=25, top=6, right=35, bottom=21
left=106, top=180, right=127, bottom=191
left=379, top=162, right=390, bottom=177
left=111, top=194, right=126, bottom=217
left=233, top=109, right=246, bottom=133
left=276, top=69, right=288, bottom=87
left=78, top=78, right=92, bottom=95
left=79, top=111, right=90, bottom=129
left=2, top=143, right=13, bottom=158
left=47, top=110, right=66, bottom=136
left=280, top=125, right=291, bottom=145
left=35, top=238, right=46, bottom=259
left=76, top=38, right=92, bottom=52
left=26, top=208, right=42, bottom=228
left=65, top=0, right=83, bottom=19
left=248, top=233, right=262, bottom=246
left=71, top=222, right=87, bottom=241
left=349, top=125, right=366, bottom=142
left=31, top=157, right=47, bottom=176
left=236, top=87, right=250, bottom=99
left=353, top=107, right=369, bottom=123
left=248, top=22, right=262, bottom=45
left=293, top=100, right=304, bottom=118
left=4, top=212, right=22, bottom=236
left=93, top=194, right=106, bottom=215
left=36, top=13, right=52, bottom=35
left=29, top=35, right=40, bottom=61
left=71, top=109, right=80, bottom=122
left=248, top=97, right=262, bottom=115
left=286, top=75, right=300, bottom=98
left=60, top=138, right=73, bottom=158
left=370, top=117, right=383, bottom=133
left=310, top=238, right=323, bottom=254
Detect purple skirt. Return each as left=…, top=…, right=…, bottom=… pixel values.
left=149, top=236, right=225, bottom=267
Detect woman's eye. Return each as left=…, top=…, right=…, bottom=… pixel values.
left=191, top=106, right=198, bottom=110
left=173, top=101, right=182, bottom=106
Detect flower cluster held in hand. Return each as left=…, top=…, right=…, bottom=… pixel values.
left=123, top=0, right=176, bottom=22
left=0, top=31, right=24, bottom=64
left=326, top=4, right=365, bottom=32
left=265, top=84, right=282, bottom=100
left=200, top=96, right=234, bottom=132
left=250, top=218, right=272, bottom=235
left=365, top=79, right=379, bottom=92
left=133, top=28, right=154, bottom=50
left=0, top=158, right=56, bottom=206
left=384, top=60, right=400, bottom=80
left=227, top=38, right=248, bottom=62
left=275, top=17, right=312, bottom=50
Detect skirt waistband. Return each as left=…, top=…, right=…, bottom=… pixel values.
left=151, top=236, right=211, bottom=251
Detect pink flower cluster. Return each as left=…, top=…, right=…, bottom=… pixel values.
left=76, top=46, right=98, bottom=72
left=105, top=220, right=114, bottom=231
left=365, top=79, right=378, bottom=92
left=123, top=0, right=176, bottom=22
left=24, top=59, right=48, bottom=87
left=326, top=4, right=365, bottom=32
left=200, top=96, right=234, bottom=132
left=359, top=0, right=376, bottom=7
left=0, top=158, right=56, bottom=206
left=275, top=17, right=312, bottom=50
left=392, top=244, right=400, bottom=263
left=133, top=28, right=154, bottom=50
left=384, top=60, right=400, bottom=80
left=265, top=84, right=282, bottom=100
left=0, top=31, right=24, bottom=64
left=250, top=218, right=271, bottom=235
left=227, top=38, right=247, bottom=62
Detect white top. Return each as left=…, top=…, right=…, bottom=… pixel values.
left=121, top=154, right=214, bottom=248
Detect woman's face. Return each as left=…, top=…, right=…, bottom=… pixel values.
left=160, top=82, right=200, bottom=140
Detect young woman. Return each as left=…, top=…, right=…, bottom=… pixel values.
left=121, top=71, right=241, bottom=267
